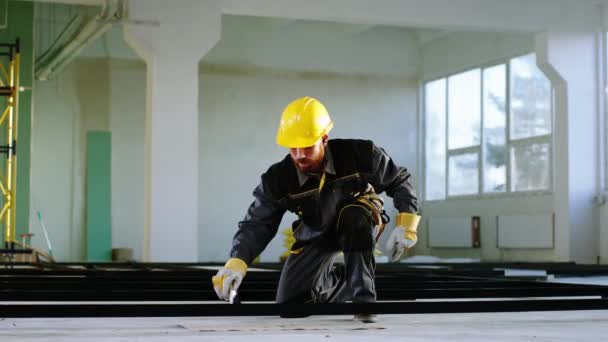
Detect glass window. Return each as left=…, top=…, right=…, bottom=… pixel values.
left=448, top=153, right=479, bottom=196
left=510, top=143, right=551, bottom=192
left=510, top=53, right=552, bottom=140
left=423, top=53, right=552, bottom=201
left=448, top=69, right=481, bottom=149
left=483, top=64, right=507, bottom=193
left=425, top=79, right=447, bottom=200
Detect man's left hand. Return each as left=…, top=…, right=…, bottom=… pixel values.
left=385, top=213, right=421, bottom=261
left=385, top=226, right=417, bottom=261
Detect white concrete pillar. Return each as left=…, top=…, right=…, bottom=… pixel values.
left=598, top=3, right=608, bottom=264
left=123, top=0, right=221, bottom=261
left=536, top=28, right=601, bottom=263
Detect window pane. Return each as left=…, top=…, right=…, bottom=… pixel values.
left=425, top=79, right=447, bottom=200
left=448, top=69, right=481, bottom=149
left=510, top=143, right=550, bottom=191
left=483, top=64, right=507, bottom=193
left=448, top=153, right=479, bottom=196
left=510, top=54, right=551, bottom=139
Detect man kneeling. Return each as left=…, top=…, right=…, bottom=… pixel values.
left=212, top=97, right=421, bottom=323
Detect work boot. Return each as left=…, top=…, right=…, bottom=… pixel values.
left=353, top=313, right=377, bottom=323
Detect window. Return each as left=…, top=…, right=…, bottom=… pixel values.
left=483, top=64, right=507, bottom=193
left=424, top=53, right=552, bottom=201
left=424, top=79, right=446, bottom=200
left=448, top=69, right=481, bottom=150
left=447, top=69, right=481, bottom=196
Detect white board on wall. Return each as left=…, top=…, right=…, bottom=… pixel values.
left=428, top=217, right=476, bottom=248
left=497, top=214, right=554, bottom=249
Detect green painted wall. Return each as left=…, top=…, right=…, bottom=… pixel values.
left=0, top=1, right=33, bottom=241
left=86, top=131, right=112, bottom=261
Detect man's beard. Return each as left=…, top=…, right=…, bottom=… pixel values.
left=294, top=158, right=323, bottom=174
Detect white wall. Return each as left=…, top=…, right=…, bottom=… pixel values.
left=536, top=30, right=601, bottom=264
left=32, top=58, right=146, bottom=261
left=222, top=0, right=597, bottom=32
left=109, top=60, right=145, bottom=260
left=421, top=196, right=555, bottom=261
left=416, top=32, right=561, bottom=261
left=204, top=15, right=420, bottom=78
left=31, top=72, right=79, bottom=261
left=30, top=59, right=110, bottom=261
left=602, top=204, right=608, bottom=263
left=81, top=15, right=421, bottom=79
left=420, top=31, right=535, bottom=80
left=593, top=3, right=608, bottom=264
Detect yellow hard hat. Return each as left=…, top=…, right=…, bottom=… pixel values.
left=276, top=96, right=334, bottom=148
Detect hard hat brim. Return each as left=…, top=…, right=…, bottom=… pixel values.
left=276, top=122, right=333, bottom=148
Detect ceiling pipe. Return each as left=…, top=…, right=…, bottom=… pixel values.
left=19, top=0, right=105, bottom=7
left=35, top=0, right=122, bottom=80
left=35, top=13, right=86, bottom=69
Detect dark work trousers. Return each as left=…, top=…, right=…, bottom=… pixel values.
left=275, top=202, right=378, bottom=305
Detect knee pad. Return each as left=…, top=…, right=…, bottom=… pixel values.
left=336, top=205, right=375, bottom=252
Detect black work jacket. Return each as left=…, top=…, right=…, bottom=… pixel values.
left=230, top=139, right=419, bottom=264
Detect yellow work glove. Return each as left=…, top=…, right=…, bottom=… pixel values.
left=211, top=258, right=248, bottom=301
left=385, top=212, right=421, bottom=261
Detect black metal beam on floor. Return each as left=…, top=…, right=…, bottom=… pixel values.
left=2, top=261, right=608, bottom=317
left=3, top=299, right=608, bottom=318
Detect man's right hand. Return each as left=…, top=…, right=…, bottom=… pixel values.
left=212, top=258, right=248, bottom=301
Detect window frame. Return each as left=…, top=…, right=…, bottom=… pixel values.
left=421, top=53, right=554, bottom=203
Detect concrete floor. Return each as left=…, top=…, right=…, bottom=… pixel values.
left=2, top=310, right=608, bottom=341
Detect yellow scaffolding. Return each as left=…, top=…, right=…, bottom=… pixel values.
left=0, top=38, right=20, bottom=250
